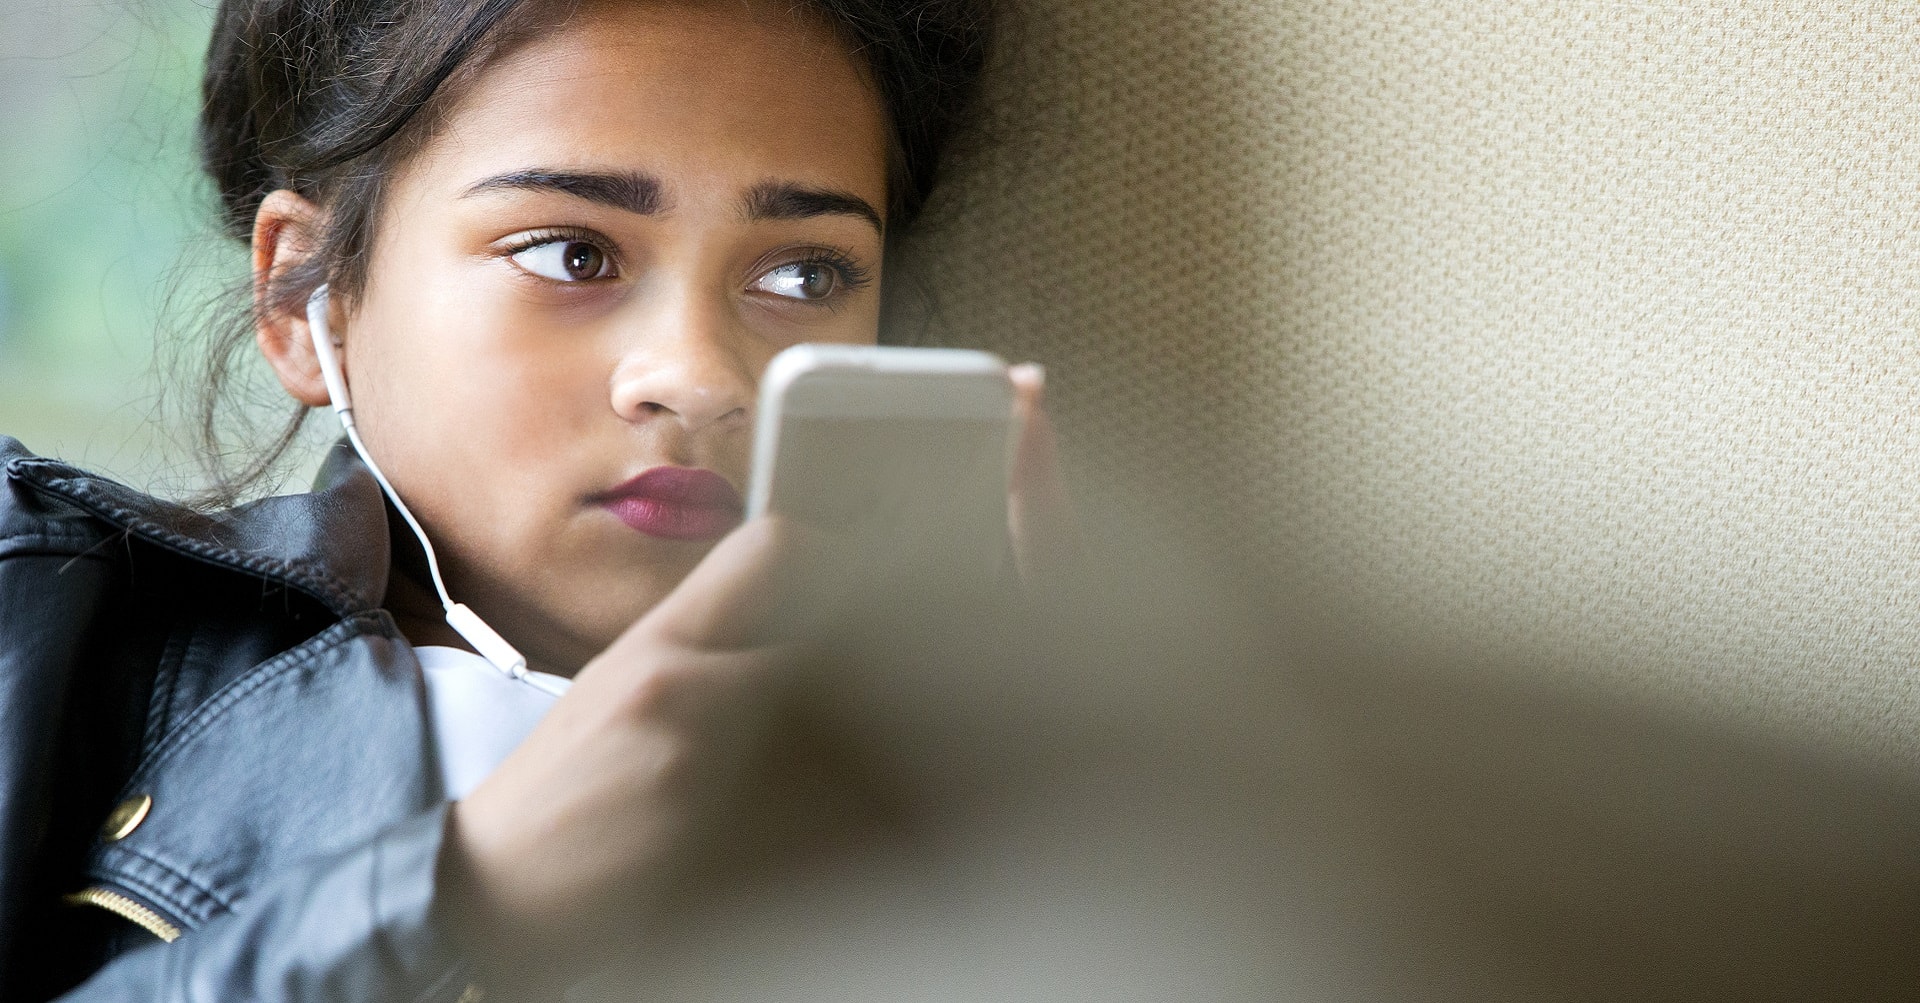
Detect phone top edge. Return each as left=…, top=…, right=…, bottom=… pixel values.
left=758, top=344, right=1012, bottom=414
left=766, top=343, right=1007, bottom=378
left=747, top=344, right=1016, bottom=516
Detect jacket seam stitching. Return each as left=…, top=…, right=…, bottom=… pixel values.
left=81, top=864, right=208, bottom=930
left=142, top=619, right=195, bottom=754
left=11, top=464, right=364, bottom=614
left=0, top=530, right=118, bottom=555
left=122, top=612, right=399, bottom=783
left=96, top=613, right=402, bottom=921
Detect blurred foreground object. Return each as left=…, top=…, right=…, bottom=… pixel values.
left=562, top=529, right=1920, bottom=1000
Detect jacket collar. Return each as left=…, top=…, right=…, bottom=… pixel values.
left=2, top=437, right=389, bottom=617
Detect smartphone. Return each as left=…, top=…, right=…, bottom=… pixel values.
left=747, top=343, right=1016, bottom=571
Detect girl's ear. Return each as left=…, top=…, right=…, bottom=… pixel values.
left=252, top=190, right=334, bottom=408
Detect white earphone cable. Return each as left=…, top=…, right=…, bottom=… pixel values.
left=336, top=415, right=453, bottom=603
left=304, top=285, right=556, bottom=693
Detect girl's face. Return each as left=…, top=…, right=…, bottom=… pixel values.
left=279, top=0, right=890, bottom=671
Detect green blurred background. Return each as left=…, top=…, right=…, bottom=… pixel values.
left=0, top=0, right=316, bottom=498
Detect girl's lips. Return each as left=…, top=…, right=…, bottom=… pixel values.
left=596, top=467, right=743, bottom=541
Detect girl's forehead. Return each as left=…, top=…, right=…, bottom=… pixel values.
left=409, top=0, right=889, bottom=204
left=474, top=0, right=873, bottom=117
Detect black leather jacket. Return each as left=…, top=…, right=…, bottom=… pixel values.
left=0, top=435, right=473, bottom=1001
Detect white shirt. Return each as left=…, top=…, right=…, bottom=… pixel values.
left=415, top=645, right=572, bottom=800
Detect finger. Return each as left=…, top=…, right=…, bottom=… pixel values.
left=1007, top=363, right=1081, bottom=583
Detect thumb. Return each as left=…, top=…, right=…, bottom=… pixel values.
left=632, top=514, right=845, bottom=651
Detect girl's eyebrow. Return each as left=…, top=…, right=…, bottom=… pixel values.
left=742, top=181, right=884, bottom=236
left=462, top=169, right=664, bottom=215
left=460, top=170, right=883, bottom=236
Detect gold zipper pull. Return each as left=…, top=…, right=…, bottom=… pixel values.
left=63, top=886, right=182, bottom=943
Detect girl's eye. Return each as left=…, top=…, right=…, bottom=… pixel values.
left=751, top=261, right=840, bottom=301
left=509, top=239, right=617, bottom=282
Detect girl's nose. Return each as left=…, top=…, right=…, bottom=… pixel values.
left=608, top=292, right=760, bottom=433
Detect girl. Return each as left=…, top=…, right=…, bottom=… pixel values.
left=0, top=0, right=1068, bottom=998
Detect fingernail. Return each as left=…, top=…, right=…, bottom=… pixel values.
left=1009, top=362, right=1046, bottom=390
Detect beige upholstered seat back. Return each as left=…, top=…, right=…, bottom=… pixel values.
left=896, top=2, right=1920, bottom=765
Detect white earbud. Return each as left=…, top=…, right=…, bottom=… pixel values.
left=307, top=287, right=355, bottom=418
left=304, top=286, right=555, bottom=693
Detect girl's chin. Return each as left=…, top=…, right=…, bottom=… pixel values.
left=540, top=560, right=702, bottom=630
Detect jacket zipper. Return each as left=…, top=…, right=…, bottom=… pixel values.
left=63, top=886, right=182, bottom=943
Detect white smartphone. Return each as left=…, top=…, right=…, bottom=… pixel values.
left=747, top=343, right=1016, bottom=569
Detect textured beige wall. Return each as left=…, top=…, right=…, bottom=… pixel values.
left=894, top=2, right=1920, bottom=764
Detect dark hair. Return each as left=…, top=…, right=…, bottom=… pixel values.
left=186, top=0, right=993, bottom=505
